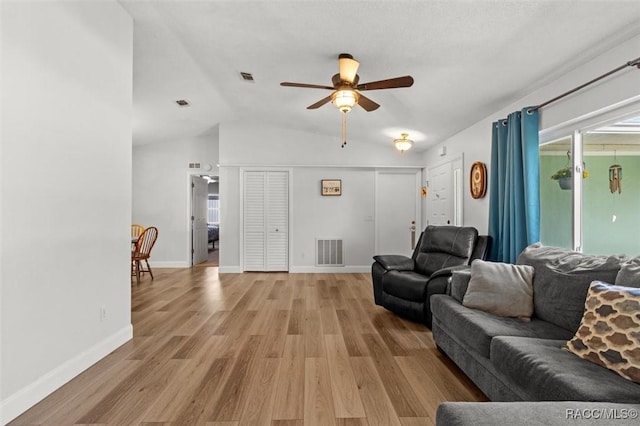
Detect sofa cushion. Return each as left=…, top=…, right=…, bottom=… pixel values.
left=491, top=336, right=640, bottom=402
left=430, top=295, right=573, bottom=358
left=564, top=281, right=640, bottom=384
left=517, top=243, right=625, bottom=333
left=382, top=270, right=428, bottom=302
left=463, top=260, right=534, bottom=321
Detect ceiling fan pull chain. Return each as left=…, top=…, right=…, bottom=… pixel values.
left=341, top=111, right=347, bottom=148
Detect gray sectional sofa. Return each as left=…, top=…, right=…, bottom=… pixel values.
left=436, top=401, right=640, bottom=425
left=430, top=243, right=640, bottom=424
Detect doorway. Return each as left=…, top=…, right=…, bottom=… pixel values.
left=426, top=157, right=463, bottom=227
left=375, top=170, right=421, bottom=257
left=190, top=174, right=220, bottom=267
left=191, top=175, right=208, bottom=265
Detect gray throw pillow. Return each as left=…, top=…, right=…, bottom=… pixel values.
left=463, top=259, right=535, bottom=321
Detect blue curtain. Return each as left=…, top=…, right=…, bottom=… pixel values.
left=488, top=107, right=540, bottom=263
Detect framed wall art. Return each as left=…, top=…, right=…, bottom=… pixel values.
left=321, top=179, right=342, bottom=196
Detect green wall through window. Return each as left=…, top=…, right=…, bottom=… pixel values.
left=540, top=154, right=640, bottom=256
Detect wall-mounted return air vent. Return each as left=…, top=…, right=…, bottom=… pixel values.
left=316, top=238, right=344, bottom=266
left=188, top=163, right=201, bottom=169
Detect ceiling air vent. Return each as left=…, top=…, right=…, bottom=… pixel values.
left=240, top=72, right=254, bottom=82
left=176, top=99, right=189, bottom=106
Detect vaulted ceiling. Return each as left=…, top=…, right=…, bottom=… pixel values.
left=120, top=0, right=640, bottom=151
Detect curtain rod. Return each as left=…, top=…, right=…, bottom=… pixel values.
left=528, top=56, right=640, bottom=113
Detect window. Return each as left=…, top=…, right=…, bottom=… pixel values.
left=540, top=137, right=573, bottom=250
left=539, top=116, right=640, bottom=255
left=208, top=195, right=219, bottom=224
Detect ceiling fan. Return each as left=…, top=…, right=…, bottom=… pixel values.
left=281, top=53, right=414, bottom=147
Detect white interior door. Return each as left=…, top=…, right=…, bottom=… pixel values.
left=427, top=161, right=453, bottom=226
left=376, top=170, right=420, bottom=257
left=243, top=171, right=289, bottom=271
left=191, top=175, right=208, bottom=265
left=266, top=172, right=289, bottom=271
left=243, top=171, right=266, bottom=271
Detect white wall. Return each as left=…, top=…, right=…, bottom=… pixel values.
left=290, top=167, right=377, bottom=272
left=132, top=130, right=219, bottom=266
left=219, top=122, right=423, bottom=272
left=422, top=33, right=640, bottom=233
left=0, top=1, right=133, bottom=423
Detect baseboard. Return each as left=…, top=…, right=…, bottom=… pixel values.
left=289, top=266, right=371, bottom=273
left=218, top=266, right=370, bottom=274
left=1, top=324, right=133, bottom=425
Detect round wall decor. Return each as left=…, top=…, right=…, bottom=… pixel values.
left=470, top=161, right=487, bottom=199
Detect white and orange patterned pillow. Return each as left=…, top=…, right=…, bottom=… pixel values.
left=564, top=281, right=640, bottom=383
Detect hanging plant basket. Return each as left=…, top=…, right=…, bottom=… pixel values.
left=558, top=176, right=572, bottom=190
left=550, top=151, right=588, bottom=191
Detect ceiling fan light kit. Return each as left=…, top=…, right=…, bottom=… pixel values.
left=332, top=89, right=359, bottom=113
left=281, top=53, right=414, bottom=148
left=394, top=133, right=414, bottom=152
left=338, top=54, right=360, bottom=82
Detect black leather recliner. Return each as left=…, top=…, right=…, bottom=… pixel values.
left=371, top=225, right=490, bottom=328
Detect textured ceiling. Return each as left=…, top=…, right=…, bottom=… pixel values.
left=120, top=0, right=640, bottom=151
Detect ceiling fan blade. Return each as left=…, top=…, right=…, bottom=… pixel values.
left=356, top=75, right=414, bottom=91
left=307, top=94, right=333, bottom=109
left=339, top=55, right=360, bottom=84
left=281, top=82, right=334, bottom=90
left=356, top=93, right=380, bottom=112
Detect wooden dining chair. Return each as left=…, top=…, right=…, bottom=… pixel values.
left=132, top=226, right=158, bottom=282
left=131, top=224, right=145, bottom=239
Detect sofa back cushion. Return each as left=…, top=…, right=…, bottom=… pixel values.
left=517, top=243, right=626, bottom=333
left=616, top=257, right=640, bottom=288
left=413, top=226, right=478, bottom=276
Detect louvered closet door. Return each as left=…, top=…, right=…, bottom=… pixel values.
left=243, top=171, right=289, bottom=271
left=266, top=171, right=289, bottom=271
left=244, top=172, right=266, bottom=270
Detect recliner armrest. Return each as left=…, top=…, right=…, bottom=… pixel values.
left=428, top=264, right=470, bottom=280
left=373, top=255, right=415, bottom=271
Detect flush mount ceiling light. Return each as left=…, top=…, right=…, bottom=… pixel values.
left=281, top=53, right=414, bottom=148
left=394, top=133, right=414, bottom=152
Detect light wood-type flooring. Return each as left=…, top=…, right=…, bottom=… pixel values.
left=10, top=268, right=487, bottom=425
